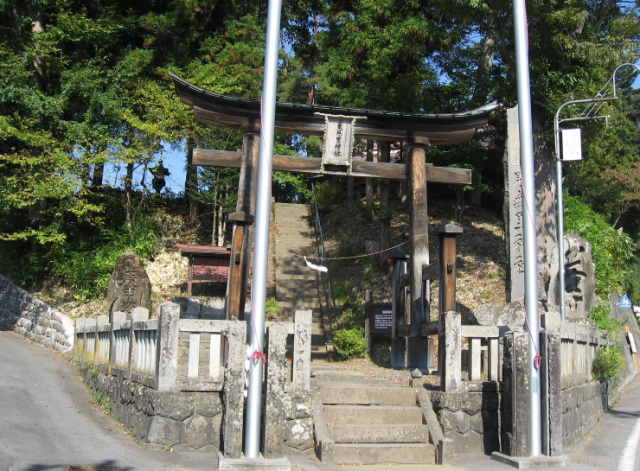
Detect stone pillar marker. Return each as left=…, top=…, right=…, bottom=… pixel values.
left=442, top=311, right=461, bottom=392
left=293, top=309, right=312, bottom=394
left=504, top=106, right=525, bottom=302
left=499, top=329, right=530, bottom=457
left=221, top=320, right=247, bottom=460
left=492, top=329, right=569, bottom=468
left=540, top=330, right=563, bottom=457
left=156, top=303, right=179, bottom=392
left=264, top=323, right=288, bottom=459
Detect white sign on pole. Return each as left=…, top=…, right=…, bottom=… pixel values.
left=561, top=128, right=582, bottom=161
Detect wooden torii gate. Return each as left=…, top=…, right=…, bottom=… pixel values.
left=170, top=73, right=499, bottom=366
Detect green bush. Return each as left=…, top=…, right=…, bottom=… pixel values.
left=313, top=181, right=343, bottom=211
left=332, top=327, right=368, bottom=360
left=52, top=216, right=161, bottom=300
left=564, top=194, right=634, bottom=297
left=592, top=345, right=626, bottom=382
left=588, top=298, right=622, bottom=333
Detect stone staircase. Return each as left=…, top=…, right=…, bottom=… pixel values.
left=314, top=385, right=437, bottom=465
left=273, top=203, right=329, bottom=350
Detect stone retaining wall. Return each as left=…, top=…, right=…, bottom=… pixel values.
left=83, top=367, right=223, bottom=452
left=430, top=384, right=501, bottom=455
left=0, top=274, right=73, bottom=352
left=562, top=381, right=607, bottom=449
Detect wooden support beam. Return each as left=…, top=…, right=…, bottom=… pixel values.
left=438, top=224, right=463, bottom=314
left=193, top=148, right=471, bottom=184
left=422, top=263, right=438, bottom=281
left=225, top=132, right=260, bottom=320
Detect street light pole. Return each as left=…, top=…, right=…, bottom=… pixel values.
left=554, top=63, right=640, bottom=320
left=554, top=98, right=617, bottom=321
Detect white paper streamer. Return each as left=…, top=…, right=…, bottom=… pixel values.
left=304, top=256, right=328, bottom=273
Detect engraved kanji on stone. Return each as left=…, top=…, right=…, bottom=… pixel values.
left=106, top=252, right=152, bottom=319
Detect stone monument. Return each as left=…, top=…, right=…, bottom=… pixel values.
left=106, top=252, right=152, bottom=318
left=548, top=233, right=596, bottom=319
left=503, top=105, right=525, bottom=302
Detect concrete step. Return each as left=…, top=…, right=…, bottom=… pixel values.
left=324, top=405, right=423, bottom=426
left=329, top=424, right=429, bottom=443
left=332, top=443, right=436, bottom=465
left=321, top=387, right=418, bottom=406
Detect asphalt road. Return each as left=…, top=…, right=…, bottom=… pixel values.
left=2, top=328, right=640, bottom=471
left=0, top=330, right=219, bottom=471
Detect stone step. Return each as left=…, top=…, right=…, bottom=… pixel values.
left=332, top=443, right=436, bottom=465
left=321, top=387, right=417, bottom=406
left=329, top=424, right=429, bottom=444
left=324, top=405, right=423, bottom=426
left=274, top=272, right=319, bottom=279
left=275, top=299, right=321, bottom=307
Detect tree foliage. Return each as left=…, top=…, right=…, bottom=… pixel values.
left=1, top=0, right=640, bottom=299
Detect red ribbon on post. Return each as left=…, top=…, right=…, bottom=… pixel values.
left=252, top=350, right=267, bottom=364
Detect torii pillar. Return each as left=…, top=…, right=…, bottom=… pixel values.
left=226, top=125, right=260, bottom=320
left=405, top=137, right=431, bottom=368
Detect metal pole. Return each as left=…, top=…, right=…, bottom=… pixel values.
left=244, top=0, right=282, bottom=458
left=512, top=0, right=541, bottom=457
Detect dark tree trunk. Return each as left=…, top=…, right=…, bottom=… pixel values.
left=186, top=137, right=199, bottom=218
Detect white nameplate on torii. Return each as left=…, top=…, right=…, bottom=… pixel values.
left=315, top=113, right=366, bottom=175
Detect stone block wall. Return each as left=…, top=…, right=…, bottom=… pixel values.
left=83, top=367, right=223, bottom=452
left=430, top=384, right=501, bottom=455
left=282, top=391, right=315, bottom=455
left=0, top=274, right=73, bottom=352
left=561, top=381, right=609, bottom=449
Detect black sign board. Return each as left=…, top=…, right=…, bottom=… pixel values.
left=369, top=303, right=393, bottom=334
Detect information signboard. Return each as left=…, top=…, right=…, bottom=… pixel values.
left=369, top=303, right=393, bottom=334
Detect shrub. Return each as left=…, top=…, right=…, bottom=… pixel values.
left=564, top=193, right=634, bottom=297
left=52, top=215, right=162, bottom=300
left=592, top=345, right=625, bottom=382
left=313, top=181, right=343, bottom=211
left=332, top=327, right=368, bottom=360
left=589, top=298, right=622, bottom=333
